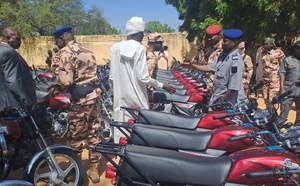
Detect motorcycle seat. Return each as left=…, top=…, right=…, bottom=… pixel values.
left=131, top=124, right=211, bottom=151
left=137, top=109, right=200, bottom=129
left=122, top=145, right=232, bottom=185
left=154, top=87, right=187, bottom=95
left=154, top=91, right=190, bottom=103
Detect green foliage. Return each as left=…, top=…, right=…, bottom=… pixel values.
left=165, top=0, right=300, bottom=42
left=145, top=21, right=175, bottom=33
left=0, top=0, right=120, bottom=36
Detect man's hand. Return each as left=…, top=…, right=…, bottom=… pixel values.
left=178, top=62, right=193, bottom=69
left=163, top=82, right=176, bottom=94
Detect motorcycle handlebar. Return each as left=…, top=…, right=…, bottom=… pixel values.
left=227, top=134, right=249, bottom=142
left=246, top=170, right=276, bottom=178
left=268, top=90, right=293, bottom=105
left=227, top=131, right=257, bottom=142
left=246, top=167, right=300, bottom=178
left=207, top=101, right=234, bottom=110
left=213, top=113, right=236, bottom=120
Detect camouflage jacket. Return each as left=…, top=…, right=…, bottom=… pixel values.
left=241, top=53, right=253, bottom=84
left=51, top=40, right=101, bottom=103
left=145, top=45, right=158, bottom=79
left=262, top=48, right=285, bottom=80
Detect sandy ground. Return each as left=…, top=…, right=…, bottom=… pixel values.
left=6, top=93, right=297, bottom=186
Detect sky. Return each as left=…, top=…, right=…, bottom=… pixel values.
left=83, top=0, right=183, bottom=34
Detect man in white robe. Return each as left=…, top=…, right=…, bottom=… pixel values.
left=109, top=17, right=175, bottom=143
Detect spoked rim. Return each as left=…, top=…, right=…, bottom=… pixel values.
left=33, top=153, right=80, bottom=186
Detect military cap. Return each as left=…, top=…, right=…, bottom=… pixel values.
left=148, top=32, right=164, bottom=42
left=206, top=25, right=222, bottom=35
left=223, top=29, right=243, bottom=39
left=52, top=26, right=72, bottom=38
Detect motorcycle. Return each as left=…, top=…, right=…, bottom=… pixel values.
left=110, top=90, right=292, bottom=158
left=0, top=91, right=85, bottom=185
left=94, top=132, right=300, bottom=186
left=120, top=80, right=267, bottom=130
left=97, top=108, right=300, bottom=185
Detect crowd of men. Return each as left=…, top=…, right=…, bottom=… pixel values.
left=1, top=17, right=300, bottom=184
left=192, top=24, right=300, bottom=127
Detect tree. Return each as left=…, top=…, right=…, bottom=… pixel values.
left=165, top=0, right=300, bottom=42
left=145, top=21, right=175, bottom=33
left=77, top=7, right=119, bottom=35
left=0, top=0, right=120, bottom=36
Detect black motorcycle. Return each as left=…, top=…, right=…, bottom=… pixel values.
left=0, top=91, right=84, bottom=185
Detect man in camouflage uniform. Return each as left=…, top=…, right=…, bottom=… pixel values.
left=145, top=32, right=164, bottom=109
left=261, top=37, right=285, bottom=104
left=50, top=26, right=102, bottom=183
left=202, top=25, right=223, bottom=102
left=238, top=41, right=253, bottom=97
left=194, top=35, right=206, bottom=65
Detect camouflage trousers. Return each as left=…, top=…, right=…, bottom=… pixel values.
left=262, top=83, right=279, bottom=104
left=206, top=74, right=214, bottom=103
left=243, top=81, right=250, bottom=97
left=147, top=86, right=154, bottom=109
left=67, top=97, right=102, bottom=163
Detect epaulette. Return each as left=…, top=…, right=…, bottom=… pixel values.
left=232, top=53, right=238, bottom=60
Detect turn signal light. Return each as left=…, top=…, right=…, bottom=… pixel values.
left=106, top=165, right=116, bottom=179
left=119, top=137, right=127, bottom=144
left=128, top=118, right=135, bottom=124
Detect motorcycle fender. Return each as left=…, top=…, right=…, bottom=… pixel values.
left=22, top=144, right=73, bottom=180
left=0, top=180, right=33, bottom=186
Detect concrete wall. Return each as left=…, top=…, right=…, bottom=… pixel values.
left=17, top=32, right=198, bottom=68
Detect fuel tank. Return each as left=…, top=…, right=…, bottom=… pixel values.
left=0, top=120, right=21, bottom=143
left=197, top=111, right=246, bottom=129
left=49, top=92, right=71, bottom=109
left=227, top=146, right=300, bottom=185
left=207, top=125, right=264, bottom=152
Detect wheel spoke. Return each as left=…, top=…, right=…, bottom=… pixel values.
left=64, top=162, right=75, bottom=176
left=36, top=171, right=51, bottom=180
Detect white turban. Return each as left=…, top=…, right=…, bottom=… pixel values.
left=126, top=17, right=145, bottom=36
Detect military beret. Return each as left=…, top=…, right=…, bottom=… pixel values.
left=52, top=26, right=72, bottom=38
left=223, top=29, right=243, bottom=39
left=206, top=25, right=222, bottom=35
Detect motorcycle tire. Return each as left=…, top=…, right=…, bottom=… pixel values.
left=26, top=148, right=84, bottom=186
left=100, top=115, right=113, bottom=143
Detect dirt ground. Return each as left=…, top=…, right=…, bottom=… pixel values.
left=6, top=93, right=297, bottom=186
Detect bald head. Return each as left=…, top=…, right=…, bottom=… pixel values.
left=2, top=27, right=22, bottom=49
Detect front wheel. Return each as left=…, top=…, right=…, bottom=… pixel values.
left=27, top=148, right=84, bottom=186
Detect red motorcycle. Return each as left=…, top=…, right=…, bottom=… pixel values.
left=94, top=134, right=300, bottom=186
left=34, top=91, right=113, bottom=141
left=111, top=91, right=291, bottom=158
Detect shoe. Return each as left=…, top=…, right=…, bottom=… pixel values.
left=87, top=163, right=100, bottom=183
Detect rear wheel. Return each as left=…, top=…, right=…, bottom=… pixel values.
left=27, top=148, right=84, bottom=186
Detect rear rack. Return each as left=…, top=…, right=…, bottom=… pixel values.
left=93, top=142, right=157, bottom=186
left=93, top=142, right=124, bottom=155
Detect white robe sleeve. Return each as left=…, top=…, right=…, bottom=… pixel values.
left=135, top=49, right=163, bottom=89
